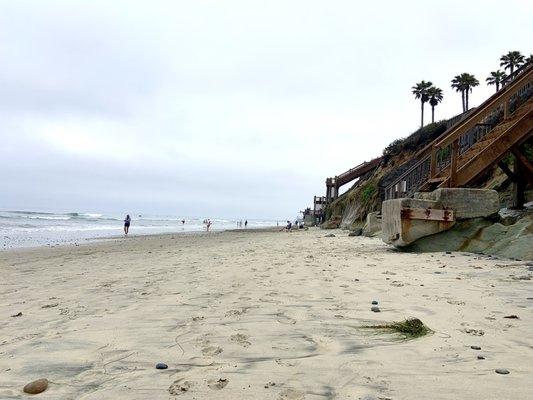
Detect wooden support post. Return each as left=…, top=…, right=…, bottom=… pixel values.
left=449, top=139, right=459, bottom=187
left=503, top=97, right=509, bottom=119
left=511, top=153, right=526, bottom=209
left=497, top=160, right=517, bottom=181
left=430, top=147, right=437, bottom=177
left=333, top=185, right=339, bottom=200
left=512, top=146, right=533, bottom=181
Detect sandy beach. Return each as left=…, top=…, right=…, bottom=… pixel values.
left=1, top=228, right=532, bottom=399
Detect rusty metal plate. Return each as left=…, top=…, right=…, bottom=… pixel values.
left=400, top=207, right=454, bottom=222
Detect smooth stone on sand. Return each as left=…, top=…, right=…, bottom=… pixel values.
left=371, top=300, right=378, bottom=305
left=371, top=306, right=380, bottom=312
left=477, top=355, right=485, bottom=360
left=470, top=346, right=481, bottom=350
left=325, top=234, right=336, bottom=237
left=23, top=378, right=48, bottom=394
left=495, top=368, right=510, bottom=375
left=156, top=363, right=168, bottom=369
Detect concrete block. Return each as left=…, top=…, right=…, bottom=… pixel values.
left=416, top=188, right=499, bottom=219
left=383, top=188, right=499, bottom=247
left=382, top=198, right=455, bottom=247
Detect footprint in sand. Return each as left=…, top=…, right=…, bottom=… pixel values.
left=168, top=379, right=192, bottom=395
left=202, top=346, right=223, bottom=356
left=275, top=358, right=299, bottom=367
left=225, top=308, right=247, bottom=317
left=279, top=388, right=306, bottom=399
left=230, top=333, right=251, bottom=347
left=276, top=312, right=296, bottom=325
left=207, top=378, right=229, bottom=390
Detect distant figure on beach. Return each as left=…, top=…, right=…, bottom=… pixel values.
left=206, top=219, right=212, bottom=231
left=182, top=219, right=185, bottom=225
left=283, top=220, right=292, bottom=232
left=124, top=215, right=131, bottom=235
left=245, top=220, right=248, bottom=228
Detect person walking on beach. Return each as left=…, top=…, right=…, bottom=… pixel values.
left=124, top=214, right=131, bottom=235
left=245, top=220, right=248, bottom=228
left=206, top=219, right=212, bottom=232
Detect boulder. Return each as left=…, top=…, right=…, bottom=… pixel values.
left=348, top=228, right=363, bottom=236
left=362, top=212, right=382, bottom=237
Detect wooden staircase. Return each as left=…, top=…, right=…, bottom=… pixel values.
left=326, top=156, right=382, bottom=202
left=385, top=61, right=533, bottom=200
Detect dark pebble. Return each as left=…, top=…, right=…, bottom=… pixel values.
left=371, top=300, right=378, bottom=305
left=156, top=363, right=168, bottom=369
left=470, top=346, right=481, bottom=350
left=477, top=355, right=485, bottom=360
left=503, top=315, right=519, bottom=319
left=23, top=378, right=48, bottom=394
left=495, top=368, right=510, bottom=375
left=11, top=312, right=22, bottom=317
left=371, top=306, right=380, bottom=312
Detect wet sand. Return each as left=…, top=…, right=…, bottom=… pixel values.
left=1, top=229, right=532, bottom=399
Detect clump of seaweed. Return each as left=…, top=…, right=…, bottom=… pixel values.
left=363, top=318, right=431, bottom=339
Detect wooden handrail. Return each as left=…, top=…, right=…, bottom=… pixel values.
left=433, top=63, right=533, bottom=150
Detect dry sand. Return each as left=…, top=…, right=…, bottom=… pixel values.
left=0, top=228, right=532, bottom=399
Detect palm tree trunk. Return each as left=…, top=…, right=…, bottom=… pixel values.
left=420, top=100, right=424, bottom=128
left=461, top=91, right=465, bottom=112
left=431, top=105, right=435, bottom=123
left=496, top=82, right=500, bottom=91
left=466, top=90, right=469, bottom=111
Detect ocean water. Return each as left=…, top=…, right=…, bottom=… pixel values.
left=0, top=210, right=278, bottom=249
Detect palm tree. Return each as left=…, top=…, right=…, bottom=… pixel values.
left=412, top=80, right=433, bottom=127
left=427, top=86, right=443, bottom=123
left=462, top=73, right=479, bottom=111
left=526, top=54, right=533, bottom=64
left=451, top=73, right=479, bottom=112
left=500, top=51, right=525, bottom=75
left=486, top=70, right=507, bottom=92
left=451, top=75, right=467, bottom=112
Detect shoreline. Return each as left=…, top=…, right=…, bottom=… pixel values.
left=1, top=228, right=531, bottom=399
left=0, top=225, right=278, bottom=252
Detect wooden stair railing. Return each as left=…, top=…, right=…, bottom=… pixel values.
left=437, top=102, right=533, bottom=188
left=384, top=61, right=533, bottom=200
left=430, top=62, right=533, bottom=187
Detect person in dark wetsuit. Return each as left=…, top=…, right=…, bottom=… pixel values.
left=124, top=215, right=131, bottom=235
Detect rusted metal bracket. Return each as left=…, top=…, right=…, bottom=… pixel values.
left=400, top=207, right=455, bottom=222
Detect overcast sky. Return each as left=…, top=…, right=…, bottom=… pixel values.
left=0, top=0, right=531, bottom=219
